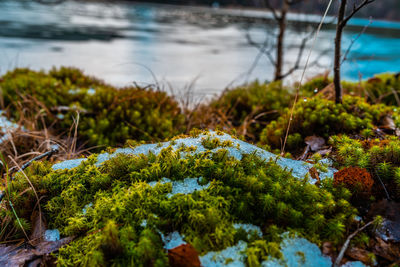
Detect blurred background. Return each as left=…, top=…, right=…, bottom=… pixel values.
left=0, top=0, right=399, bottom=97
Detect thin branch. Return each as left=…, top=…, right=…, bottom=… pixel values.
left=264, top=0, right=281, bottom=21
left=342, top=0, right=375, bottom=27
left=333, top=220, right=374, bottom=267
left=341, top=17, right=372, bottom=65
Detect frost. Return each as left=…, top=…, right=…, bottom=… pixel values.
left=44, top=229, right=60, bottom=242
left=233, top=223, right=262, bottom=238
left=261, top=236, right=332, bottom=267
left=148, top=177, right=210, bottom=198
left=51, top=131, right=337, bottom=182
left=52, top=158, right=86, bottom=170
left=82, top=203, right=93, bottom=215
left=200, top=240, right=247, bottom=267
left=162, top=231, right=186, bottom=250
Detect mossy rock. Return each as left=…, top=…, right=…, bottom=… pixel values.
left=2, top=131, right=357, bottom=266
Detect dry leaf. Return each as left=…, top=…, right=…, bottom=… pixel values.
left=305, top=136, right=325, bottom=152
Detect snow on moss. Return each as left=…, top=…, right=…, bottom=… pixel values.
left=200, top=240, right=247, bottom=267
left=52, top=131, right=336, bottom=182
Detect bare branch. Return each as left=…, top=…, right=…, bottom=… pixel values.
left=342, top=0, right=375, bottom=27
left=264, top=0, right=280, bottom=21
left=245, top=32, right=276, bottom=66
left=333, top=220, right=374, bottom=267
left=341, top=17, right=372, bottom=65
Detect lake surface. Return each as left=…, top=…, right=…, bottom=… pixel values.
left=0, top=0, right=399, bottom=97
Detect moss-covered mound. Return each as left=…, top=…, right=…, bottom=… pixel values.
left=1, top=131, right=358, bottom=266
left=191, top=81, right=293, bottom=141
left=260, top=95, right=400, bottom=152
left=0, top=68, right=185, bottom=148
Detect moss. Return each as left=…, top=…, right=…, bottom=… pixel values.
left=0, top=68, right=185, bottom=148
left=192, top=81, right=293, bottom=141
left=260, top=95, right=398, bottom=152
left=330, top=135, right=400, bottom=201
left=2, top=132, right=358, bottom=266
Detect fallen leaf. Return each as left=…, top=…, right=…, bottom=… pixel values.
left=309, top=167, right=320, bottom=185
left=305, top=136, right=325, bottom=152
left=0, top=236, right=74, bottom=267
left=345, top=247, right=376, bottom=266
left=168, top=244, right=201, bottom=267
left=372, top=237, right=400, bottom=262
left=30, top=211, right=47, bottom=246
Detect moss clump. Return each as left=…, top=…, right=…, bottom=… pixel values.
left=192, top=81, right=293, bottom=141
left=330, top=135, right=400, bottom=200
left=260, top=95, right=398, bottom=152
left=0, top=68, right=185, bottom=148
left=3, top=133, right=357, bottom=266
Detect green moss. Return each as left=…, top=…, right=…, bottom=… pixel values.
left=193, top=81, right=293, bottom=141
left=0, top=68, right=185, bottom=148
left=3, top=132, right=358, bottom=266
left=330, top=135, right=400, bottom=200
left=260, top=95, right=397, bottom=151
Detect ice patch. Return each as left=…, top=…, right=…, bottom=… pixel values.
left=0, top=110, right=19, bottom=144
left=233, top=223, right=262, bottom=238
left=44, top=229, right=60, bottom=242
left=262, top=236, right=332, bottom=267
left=148, top=177, right=210, bottom=198
left=51, top=131, right=337, bottom=182
left=52, top=158, right=86, bottom=170
left=82, top=202, right=93, bottom=215
left=162, top=231, right=186, bottom=250
left=200, top=240, right=247, bottom=267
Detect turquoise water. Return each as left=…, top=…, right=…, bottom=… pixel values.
left=0, top=0, right=399, bottom=96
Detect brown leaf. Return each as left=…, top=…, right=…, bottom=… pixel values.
left=345, top=247, right=375, bottom=265
left=309, top=167, right=320, bottom=185
left=30, top=211, right=47, bottom=246
left=0, top=237, right=74, bottom=267
left=305, top=136, right=325, bottom=152
left=381, top=115, right=396, bottom=131
left=168, top=244, right=201, bottom=267
left=372, top=237, right=400, bottom=262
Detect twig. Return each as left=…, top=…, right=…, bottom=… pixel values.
left=374, top=170, right=391, bottom=200
left=333, top=220, right=374, bottom=267
left=281, top=0, right=334, bottom=155
left=341, top=17, right=372, bottom=65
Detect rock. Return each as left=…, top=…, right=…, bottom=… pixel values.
left=168, top=244, right=201, bottom=267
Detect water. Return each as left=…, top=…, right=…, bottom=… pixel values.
left=0, top=0, right=399, bottom=97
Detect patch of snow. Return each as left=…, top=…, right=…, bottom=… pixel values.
left=52, top=158, right=86, bottom=170
left=51, top=131, right=337, bottom=182
left=162, top=231, right=186, bottom=250
left=233, top=223, right=262, bottom=238
left=87, top=88, right=96, bottom=95
left=0, top=111, right=19, bottom=144
left=82, top=202, right=93, bottom=215
left=44, top=229, right=60, bottom=242
left=200, top=240, right=247, bottom=267
left=261, top=236, right=332, bottom=267
left=148, top=177, right=210, bottom=198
